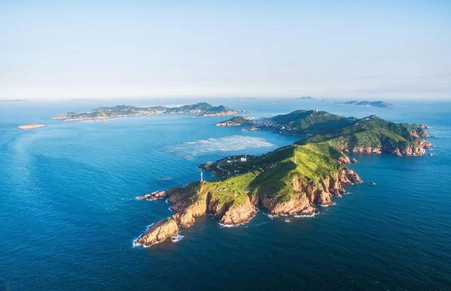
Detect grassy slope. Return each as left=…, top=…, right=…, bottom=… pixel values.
left=248, top=144, right=342, bottom=202
left=185, top=144, right=345, bottom=207
left=299, top=116, right=425, bottom=150
left=218, top=116, right=252, bottom=124
left=269, top=110, right=356, bottom=134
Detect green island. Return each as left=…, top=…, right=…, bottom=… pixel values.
left=134, top=110, right=432, bottom=247
left=53, top=102, right=238, bottom=121
left=216, top=110, right=356, bottom=135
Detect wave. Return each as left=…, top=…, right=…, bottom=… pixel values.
left=167, top=135, right=274, bottom=159
left=170, top=234, right=184, bottom=242
left=320, top=202, right=336, bottom=208
left=294, top=212, right=317, bottom=218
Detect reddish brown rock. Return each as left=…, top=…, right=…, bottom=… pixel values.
left=136, top=191, right=167, bottom=200
left=220, top=199, right=256, bottom=225
left=135, top=218, right=179, bottom=247
left=172, top=210, right=195, bottom=228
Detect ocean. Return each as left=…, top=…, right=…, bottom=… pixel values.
left=0, top=98, right=450, bottom=290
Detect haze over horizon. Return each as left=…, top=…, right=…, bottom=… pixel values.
left=1, top=0, right=450, bottom=101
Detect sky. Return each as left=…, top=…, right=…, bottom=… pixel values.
left=0, top=0, right=450, bottom=101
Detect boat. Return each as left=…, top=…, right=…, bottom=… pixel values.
left=368, top=181, right=376, bottom=186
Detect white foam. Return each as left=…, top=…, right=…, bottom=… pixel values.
left=320, top=202, right=336, bottom=208
left=294, top=212, right=317, bottom=218
left=219, top=223, right=237, bottom=228
left=266, top=214, right=276, bottom=220
left=170, top=234, right=184, bottom=242
left=167, top=135, right=274, bottom=159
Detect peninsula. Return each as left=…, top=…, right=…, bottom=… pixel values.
left=18, top=124, right=45, bottom=130
left=53, top=103, right=238, bottom=121
left=135, top=111, right=432, bottom=247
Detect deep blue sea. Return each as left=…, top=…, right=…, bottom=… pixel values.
left=1, top=98, right=450, bottom=291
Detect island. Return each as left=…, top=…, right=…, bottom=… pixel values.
left=296, top=96, right=315, bottom=100
left=300, top=115, right=432, bottom=156
left=215, top=110, right=431, bottom=156
left=53, top=103, right=238, bottom=121
left=0, top=99, right=28, bottom=103
left=18, top=124, right=45, bottom=130
left=215, top=116, right=253, bottom=127
left=337, top=100, right=393, bottom=108
left=216, top=110, right=356, bottom=136
left=134, top=111, right=432, bottom=247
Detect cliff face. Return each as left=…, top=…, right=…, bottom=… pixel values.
left=219, top=199, right=256, bottom=225
left=340, top=141, right=432, bottom=157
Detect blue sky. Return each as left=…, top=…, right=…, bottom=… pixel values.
left=1, top=0, right=450, bottom=100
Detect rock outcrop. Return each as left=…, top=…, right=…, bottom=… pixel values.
left=18, top=124, right=45, bottom=130
left=219, top=199, right=256, bottom=225
left=136, top=191, right=167, bottom=200
left=135, top=218, right=179, bottom=247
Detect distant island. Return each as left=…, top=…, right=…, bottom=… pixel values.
left=296, top=96, right=315, bottom=100
left=134, top=110, right=432, bottom=247
left=53, top=103, right=238, bottom=121
left=215, top=116, right=254, bottom=127
left=0, top=99, right=28, bottom=103
left=337, top=100, right=393, bottom=108
left=18, top=124, right=45, bottom=130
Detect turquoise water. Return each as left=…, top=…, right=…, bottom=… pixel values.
left=0, top=99, right=450, bottom=290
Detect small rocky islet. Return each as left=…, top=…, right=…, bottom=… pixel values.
left=18, top=124, right=45, bottom=130
left=135, top=110, right=432, bottom=247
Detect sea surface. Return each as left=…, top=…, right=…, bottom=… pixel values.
left=0, top=98, right=450, bottom=291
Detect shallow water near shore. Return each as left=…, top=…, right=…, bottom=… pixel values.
left=0, top=99, right=450, bottom=290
